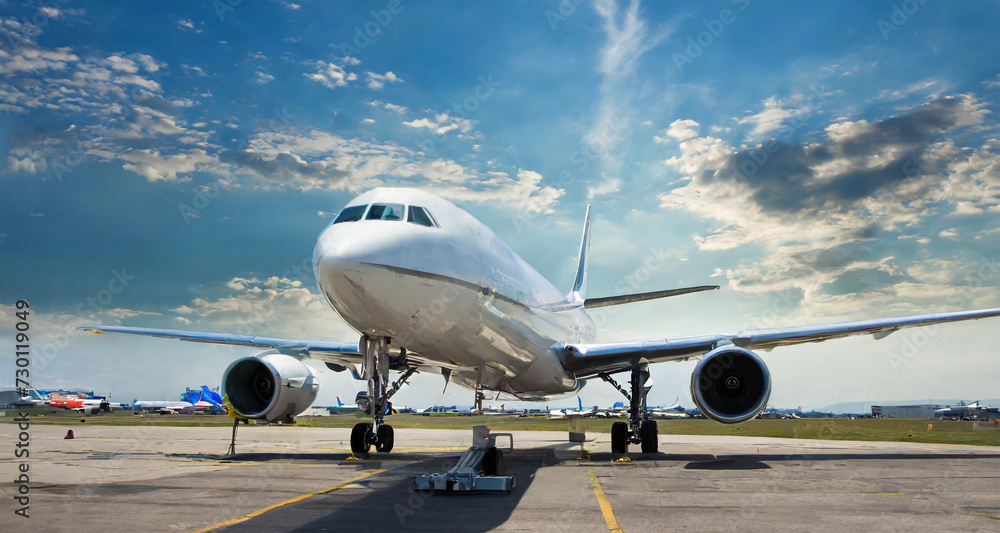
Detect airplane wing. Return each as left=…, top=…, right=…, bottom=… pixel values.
left=560, top=307, right=1000, bottom=377
left=78, top=325, right=362, bottom=367
left=78, top=325, right=477, bottom=377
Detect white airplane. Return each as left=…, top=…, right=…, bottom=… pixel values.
left=132, top=399, right=202, bottom=414
left=934, top=401, right=989, bottom=419
left=80, top=188, right=1000, bottom=455
left=648, top=404, right=689, bottom=419
left=549, top=396, right=612, bottom=418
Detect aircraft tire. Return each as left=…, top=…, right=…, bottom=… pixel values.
left=351, top=422, right=372, bottom=454
left=376, top=424, right=394, bottom=452
left=640, top=420, right=658, bottom=454
left=611, top=421, right=628, bottom=454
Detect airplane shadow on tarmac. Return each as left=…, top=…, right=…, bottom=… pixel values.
left=212, top=448, right=559, bottom=532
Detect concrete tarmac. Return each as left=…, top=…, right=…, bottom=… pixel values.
left=3, top=424, right=1000, bottom=532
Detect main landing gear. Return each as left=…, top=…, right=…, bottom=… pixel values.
left=350, top=335, right=414, bottom=455
left=602, top=362, right=658, bottom=455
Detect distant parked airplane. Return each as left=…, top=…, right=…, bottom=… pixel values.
left=47, top=392, right=111, bottom=414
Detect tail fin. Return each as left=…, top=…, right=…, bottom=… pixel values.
left=577, top=396, right=583, bottom=411
left=336, top=395, right=344, bottom=407
left=569, top=205, right=591, bottom=301
left=201, top=386, right=223, bottom=405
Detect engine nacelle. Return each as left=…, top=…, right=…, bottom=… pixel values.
left=690, top=346, right=771, bottom=424
left=222, top=350, right=319, bottom=422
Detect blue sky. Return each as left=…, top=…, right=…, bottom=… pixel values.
left=2, top=0, right=999, bottom=411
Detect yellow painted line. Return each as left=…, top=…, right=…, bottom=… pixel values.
left=587, top=470, right=624, bottom=533
left=191, top=468, right=387, bottom=533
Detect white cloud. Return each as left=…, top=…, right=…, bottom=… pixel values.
left=304, top=60, right=357, bottom=89
left=237, top=129, right=563, bottom=212
left=252, top=70, right=274, bottom=85
left=736, top=96, right=811, bottom=137
left=364, top=71, right=402, bottom=90
left=586, top=175, right=622, bottom=200
left=585, top=0, right=675, bottom=179
left=954, top=201, right=984, bottom=215
left=0, top=46, right=79, bottom=74
left=6, top=147, right=48, bottom=174
left=874, top=79, right=942, bottom=102
left=938, top=228, right=960, bottom=240
left=180, top=64, right=207, bottom=77
left=655, top=119, right=699, bottom=143
left=658, top=94, right=995, bottom=317
left=177, top=19, right=201, bottom=32
left=403, top=113, right=472, bottom=136
left=383, top=102, right=407, bottom=114
left=118, top=149, right=217, bottom=182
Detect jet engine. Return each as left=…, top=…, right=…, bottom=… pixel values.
left=690, top=346, right=771, bottom=424
left=222, top=350, right=319, bottom=422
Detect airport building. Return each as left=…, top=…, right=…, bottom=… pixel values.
left=873, top=404, right=998, bottom=420
left=0, top=389, right=22, bottom=408
left=872, top=405, right=943, bottom=418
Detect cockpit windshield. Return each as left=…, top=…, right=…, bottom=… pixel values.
left=407, top=206, right=437, bottom=227
left=366, top=203, right=405, bottom=221
left=332, top=205, right=367, bottom=224
left=332, top=203, right=439, bottom=228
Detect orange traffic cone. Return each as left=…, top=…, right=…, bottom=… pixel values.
left=64, top=430, right=75, bottom=439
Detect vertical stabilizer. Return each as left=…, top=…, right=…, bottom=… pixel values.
left=569, top=205, right=591, bottom=301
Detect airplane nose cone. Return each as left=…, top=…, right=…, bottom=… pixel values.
left=313, top=222, right=403, bottom=313
left=314, top=222, right=402, bottom=272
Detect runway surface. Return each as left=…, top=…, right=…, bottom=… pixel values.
left=3, top=424, right=1000, bottom=532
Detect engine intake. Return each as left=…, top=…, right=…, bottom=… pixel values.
left=222, top=350, right=319, bottom=422
left=690, top=346, right=771, bottom=424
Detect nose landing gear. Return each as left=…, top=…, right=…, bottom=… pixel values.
left=350, top=335, right=412, bottom=455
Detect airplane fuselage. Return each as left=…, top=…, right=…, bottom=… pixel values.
left=313, top=188, right=594, bottom=400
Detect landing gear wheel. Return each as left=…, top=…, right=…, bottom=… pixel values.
left=483, top=446, right=506, bottom=476
left=376, top=425, right=394, bottom=453
left=351, top=422, right=372, bottom=454
left=640, top=420, right=658, bottom=454
left=611, top=421, right=628, bottom=454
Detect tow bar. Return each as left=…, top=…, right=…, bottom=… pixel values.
left=414, top=425, right=516, bottom=492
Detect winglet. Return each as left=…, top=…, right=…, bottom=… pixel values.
left=569, top=205, right=592, bottom=301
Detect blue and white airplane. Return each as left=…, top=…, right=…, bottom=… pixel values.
left=81, top=188, right=1000, bottom=454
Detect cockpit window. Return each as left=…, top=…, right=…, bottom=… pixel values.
left=407, top=206, right=437, bottom=227
left=366, top=203, right=405, bottom=221
left=333, top=205, right=368, bottom=224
